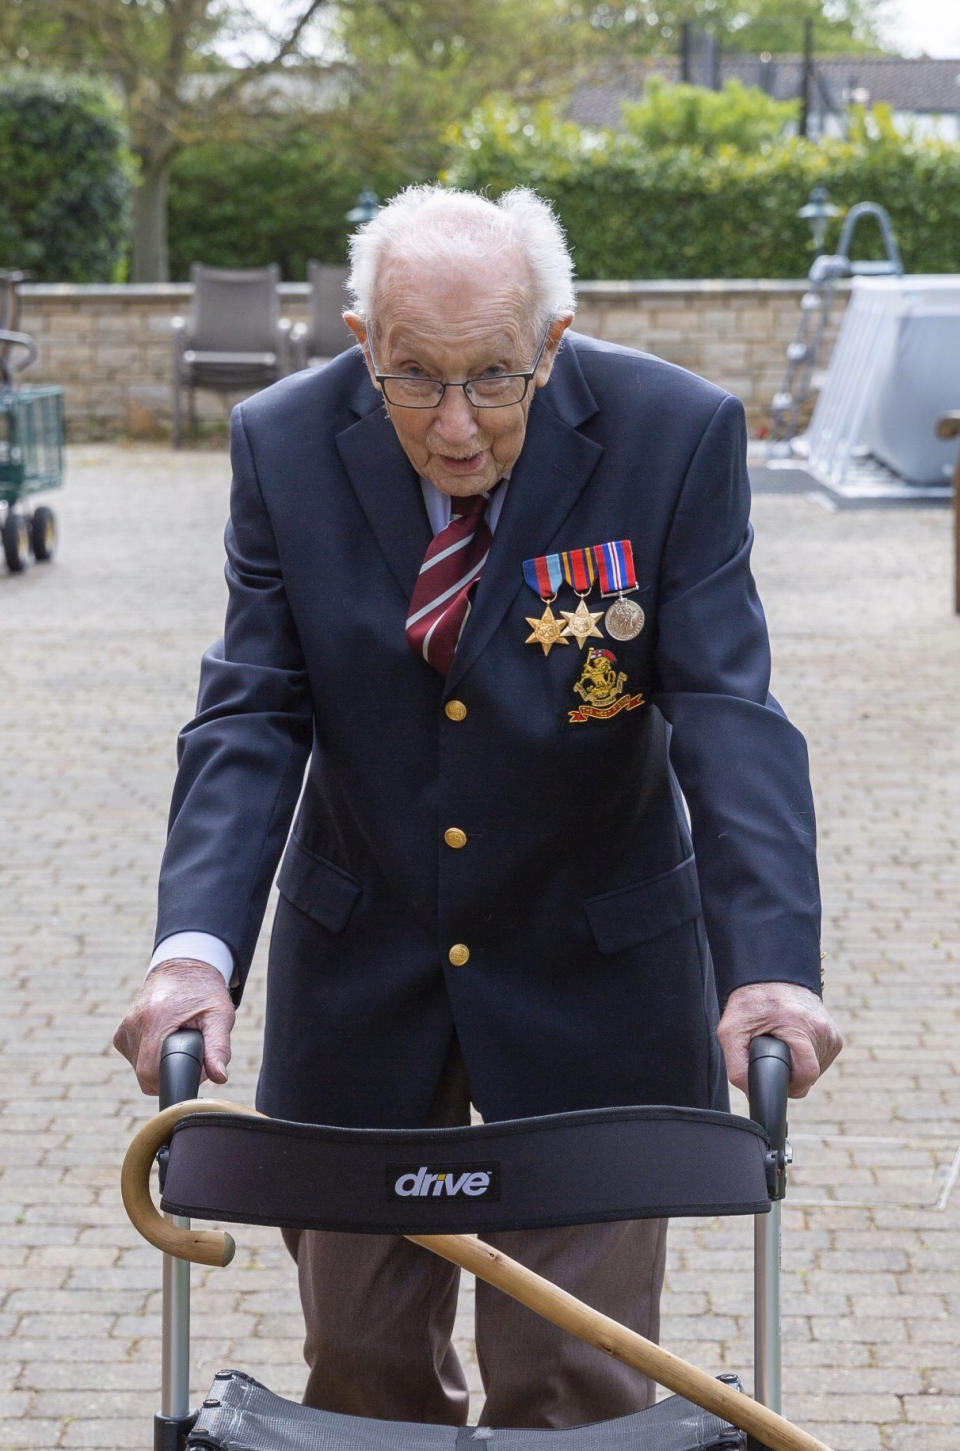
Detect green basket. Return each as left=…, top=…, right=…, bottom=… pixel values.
left=0, top=386, right=65, bottom=505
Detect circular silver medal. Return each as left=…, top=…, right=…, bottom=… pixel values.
left=604, top=596, right=645, bottom=641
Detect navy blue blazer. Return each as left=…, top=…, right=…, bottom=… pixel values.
left=155, top=333, right=821, bottom=1128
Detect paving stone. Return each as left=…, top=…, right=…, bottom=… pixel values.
left=14, top=1362, right=163, bottom=1392
left=782, top=1392, right=903, bottom=1422
left=0, top=1397, right=32, bottom=1420
left=0, top=1418, right=68, bottom=1449
left=900, top=1393, right=960, bottom=1424
left=883, top=1425, right=960, bottom=1451
left=59, top=1418, right=146, bottom=1448
left=787, top=1423, right=883, bottom=1451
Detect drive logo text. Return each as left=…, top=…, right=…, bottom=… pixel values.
left=388, top=1163, right=500, bottom=1200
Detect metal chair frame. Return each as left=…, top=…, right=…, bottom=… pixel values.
left=290, top=261, right=352, bottom=371
left=171, top=264, right=291, bottom=447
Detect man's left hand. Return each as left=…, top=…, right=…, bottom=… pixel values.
left=717, top=981, right=843, bottom=1098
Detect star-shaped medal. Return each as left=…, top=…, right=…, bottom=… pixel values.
left=525, top=603, right=570, bottom=656
left=560, top=597, right=605, bottom=649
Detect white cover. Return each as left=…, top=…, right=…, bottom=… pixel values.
left=807, top=276, right=960, bottom=487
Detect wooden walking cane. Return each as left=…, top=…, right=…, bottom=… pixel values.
left=122, top=1100, right=834, bottom=1451
left=407, top=1231, right=832, bottom=1451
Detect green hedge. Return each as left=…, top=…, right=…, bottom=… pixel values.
left=0, top=70, right=133, bottom=282
left=444, top=104, right=960, bottom=278
left=164, top=104, right=960, bottom=281
left=167, top=131, right=414, bottom=281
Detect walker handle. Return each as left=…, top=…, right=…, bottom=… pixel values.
left=748, top=1035, right=790, bottom=1200
left=159, top=1030, right=204, bottom=1111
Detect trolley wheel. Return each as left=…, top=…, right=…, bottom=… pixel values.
left=30, top=505, right=56, bottom=562
left=2, top=512, right=31, bottom=572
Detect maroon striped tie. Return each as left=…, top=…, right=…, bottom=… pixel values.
left=406, top=490, right=496, bottom=675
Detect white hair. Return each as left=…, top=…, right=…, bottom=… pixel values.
left=346, top=185, right=576, bottom=333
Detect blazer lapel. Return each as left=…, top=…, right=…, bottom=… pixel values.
left=448, top=346, right=602, bottom=689
left=336, top=386, right=431, bottom=600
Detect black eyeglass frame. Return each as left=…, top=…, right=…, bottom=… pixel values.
left=364, top=324, right=553, bottom=410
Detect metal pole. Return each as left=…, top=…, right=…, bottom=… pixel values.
left=754, top=1200, right=782, bottom=1413
left=161, top=1227, right=191, bottom=1420
left=799, top=18, right=813, bottom=138
left=155, top=1031, right=204, bottom=1450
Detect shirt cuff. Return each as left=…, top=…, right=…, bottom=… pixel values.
left=149, top=932, right=234, bottom=988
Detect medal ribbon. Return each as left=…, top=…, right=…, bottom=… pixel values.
left=522, top=553, right=563, bottom=599
left=524, top=542, right=636, bottom=599
left=560, top=548, right=597, bottom=594
left=593, top=539, right=637, bottom=597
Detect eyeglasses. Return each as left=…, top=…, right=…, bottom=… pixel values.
left=366, top=325, right=552, bottom=409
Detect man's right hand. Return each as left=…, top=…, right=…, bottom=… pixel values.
left=113, top=959, right=236, bottom=1096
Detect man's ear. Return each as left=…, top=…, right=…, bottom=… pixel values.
left=535, top=313, right=574, bottom=388
left=343, top=312, right=378, bottom=388
left=343, top=311, right=366, bottom=346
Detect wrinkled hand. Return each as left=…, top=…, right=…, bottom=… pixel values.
left=113, top=959, right=236, bottom=1096
left=717, top=981, right=843, bottom=1099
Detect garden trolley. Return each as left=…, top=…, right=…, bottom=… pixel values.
left=0, top=268, right=64, bottom=572
left=123, top=1031, right=833, bottom=1451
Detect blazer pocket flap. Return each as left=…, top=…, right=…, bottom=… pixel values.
left=584, top=855, right=702, bottom=954
left=276, top=840, right=361, bottom=933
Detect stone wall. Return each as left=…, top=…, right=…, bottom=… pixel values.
left=13, top=279, right=847, bottom=440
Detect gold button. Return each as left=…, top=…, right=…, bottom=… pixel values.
left=445, top=700, right=467, bottom=721
left=448, top=943, right=470, bottom=967
left=443, top=827, right=467, bottom=849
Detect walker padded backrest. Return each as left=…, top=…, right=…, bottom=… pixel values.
left=160, top=1106, right=771, bottom=1235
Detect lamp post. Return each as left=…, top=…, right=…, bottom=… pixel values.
left=346, top=188, right=381, bottom=225
left=797, top=185, right=839, bottom=258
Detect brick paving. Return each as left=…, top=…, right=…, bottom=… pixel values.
left=1, top=444, right=958, bottom=1451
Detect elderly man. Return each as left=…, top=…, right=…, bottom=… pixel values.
left=116, top=185, right=841, bottom=1428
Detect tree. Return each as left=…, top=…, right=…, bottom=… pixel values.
left=0, top=71, right=133, bottom=280
left=0, top=0, right=330, bottom=281
left=316, top=0, right=890, bottom=185
left=559, top=0, right=887, bottom=55
left=323, top=0, right=607, bottom=180
left=1, top=0, right=894, bottom=279
left=621, top=77, right=798, bottom=152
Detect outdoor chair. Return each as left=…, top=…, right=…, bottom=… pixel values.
left=290, top=260, right=353, bottom=370
left=171, top=263, right=291, bottom=447
left=936, top=411, right=960, bottom=613
left=0, top=269, right=33, bottom=386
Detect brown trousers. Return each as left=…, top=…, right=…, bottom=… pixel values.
left=282, top=1045, right=668, bottom=1428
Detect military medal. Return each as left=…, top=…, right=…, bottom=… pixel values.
left=605, top=596, right=645, bottom=641
left=560, top=596, right=604, bottom=648
left=557, top=548, right=604, bottom=649
left=522, top=554, right=569, bottom=655
left=594, top=540, right=645, bottom=641
left=524, top=601, right=569, bottom=655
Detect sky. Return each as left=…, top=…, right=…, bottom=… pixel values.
left=875, top=0, right=960, bottom=55
left=235, top=0, right=960, bottom=60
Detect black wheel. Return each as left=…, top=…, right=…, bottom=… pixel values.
left=2, top=511, right=31, bottom=572
left=30, top=505, right=56, bottom=561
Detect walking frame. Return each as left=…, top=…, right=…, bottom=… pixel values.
left=122, top=1031, right=833, bottom=1451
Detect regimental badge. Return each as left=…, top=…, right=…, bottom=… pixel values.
left=569, top=648, right=645, bottom=723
